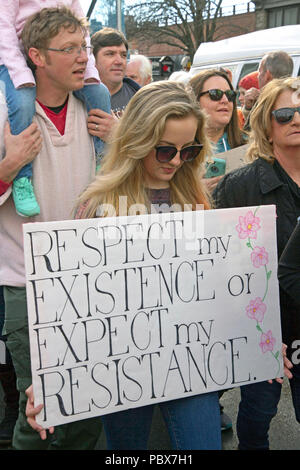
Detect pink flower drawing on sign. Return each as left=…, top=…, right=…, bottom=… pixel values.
left=246, top=297, right=267, bottom=323
left=251, top=246, right=269, bottom=268
left=259, top=330, right=276, bottom=353
left=236, top=211, right=261, bottom=239
left=237, top=207, right=280, bottom=376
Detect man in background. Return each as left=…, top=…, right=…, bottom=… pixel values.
left=243, top=50, right=294, bottom=129
left=92, top=27, right=139, bottom=111
left=126, top=54, right=152, bottom=87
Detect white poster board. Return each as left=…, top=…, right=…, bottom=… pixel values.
left=221, top=144, right=249, bottom=173
left=23, top=205, right=282, bottom=428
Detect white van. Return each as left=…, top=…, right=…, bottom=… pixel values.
left=190, top=25, right=300, bottom=88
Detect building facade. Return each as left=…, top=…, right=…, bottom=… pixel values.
left=127, top=2, right=257, bottom=75
left=254, top=1, right=300, bottom=29
left=86, top=1, right=300, bottom=77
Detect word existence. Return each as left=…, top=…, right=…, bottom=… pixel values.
left=23, top=207, right=282, bottom=427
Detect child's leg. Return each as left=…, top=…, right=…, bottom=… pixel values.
left=0, top=65, right=36, bottom=179
left=74, top=83, right=111, bottom=166
left=0, top=65, right=39, bottom=217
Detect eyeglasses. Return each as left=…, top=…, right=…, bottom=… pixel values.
left=45, top=45, right=93, bottom=56
left=272, top=107, right=300, bottom=124
left=155, top=144, right=203, bottom=163
left=198, top=88, right=236, bottom=102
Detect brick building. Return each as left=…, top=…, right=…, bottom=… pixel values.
left=128, top=6, right=256, bottom=59
left=127, top=1, right=300, bottom=75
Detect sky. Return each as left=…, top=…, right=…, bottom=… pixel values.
left=79, top=0, right=249, bottom=16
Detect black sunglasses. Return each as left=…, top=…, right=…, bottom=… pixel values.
left=272, top=107, right=300, bottom=124
left=198, top=88, right=236, bottom=103
left=155, top=144, right=203, bottom=163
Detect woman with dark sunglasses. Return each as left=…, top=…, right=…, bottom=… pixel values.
left=53, top=80, right=220, bottom=450
left=190, top=69, right=245, bottom=151
left=190, top=69, right=246, bottom=194
left=213, top=77, right=300, bottom=450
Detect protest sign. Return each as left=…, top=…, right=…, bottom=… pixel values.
left=219, top=144, right=249, bottom=173
left=23, top=205, right=282, bottom=427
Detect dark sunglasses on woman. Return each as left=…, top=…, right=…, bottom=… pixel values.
left=272, top=107, right=300, bottom=124
left=155, top=144, right=203, bottom=163
left=198, top=88, right=236, bottom=102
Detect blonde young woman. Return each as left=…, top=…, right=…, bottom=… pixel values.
left=74, top=80, right=221, bottom=450
left=25, top=81, right=221, bottom=449
left=77, top=82, right=210, bottom=218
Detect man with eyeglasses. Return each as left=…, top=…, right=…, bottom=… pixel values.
left=0, top=7, right=103, bottom=450
left=0, top=1, right=111, bottom=218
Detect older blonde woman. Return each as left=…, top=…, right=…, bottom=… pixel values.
left=214, top=77, right=300, bottom=450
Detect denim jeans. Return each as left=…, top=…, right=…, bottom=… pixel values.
left=0, top=64, right=111, bottom=173
left=237, top=363, right=300, bottom=450
left=0, top=285, right=4, bottom=335
left=101, top=391, right=221, bottom=450
left=74, top=82, right=111, bottom=157
left=0, top=286, right=5, bottom=363
left=0, top=285, right=12, bottom=366
left=0, top=65, right=36, bottom=180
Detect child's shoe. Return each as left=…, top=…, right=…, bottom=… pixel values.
left=12, top=177, right=40, bottom=217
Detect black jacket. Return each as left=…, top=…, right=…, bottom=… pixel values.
left=213, top=157, right=300, bottom=348
left=278, top=221, right=300, bottom=305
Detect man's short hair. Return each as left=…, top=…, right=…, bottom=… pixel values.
left=91, top=27, right=128, bottom=58
left=261, top=51, right=294, bottom=79
left=128, top=54, right=152, bottom=82
left=22, top=7, right=88, bottom=71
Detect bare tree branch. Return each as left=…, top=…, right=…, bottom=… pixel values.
left=125, top=0, right=229, bottom=58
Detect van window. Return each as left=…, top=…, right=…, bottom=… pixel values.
left=237, top=63, right=259, bottom=87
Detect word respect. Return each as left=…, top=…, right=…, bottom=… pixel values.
left=26, top=218, right=232, bottom=275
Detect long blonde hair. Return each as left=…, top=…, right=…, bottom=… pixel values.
left=247, top=77, right=299, bottom=162
left=78, top=80, right=212, bottom=218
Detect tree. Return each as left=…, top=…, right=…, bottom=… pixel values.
left=125, top=0, right=225, bottom=59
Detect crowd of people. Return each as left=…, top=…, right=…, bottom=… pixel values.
left=0, top=3, right=299, bottom=451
